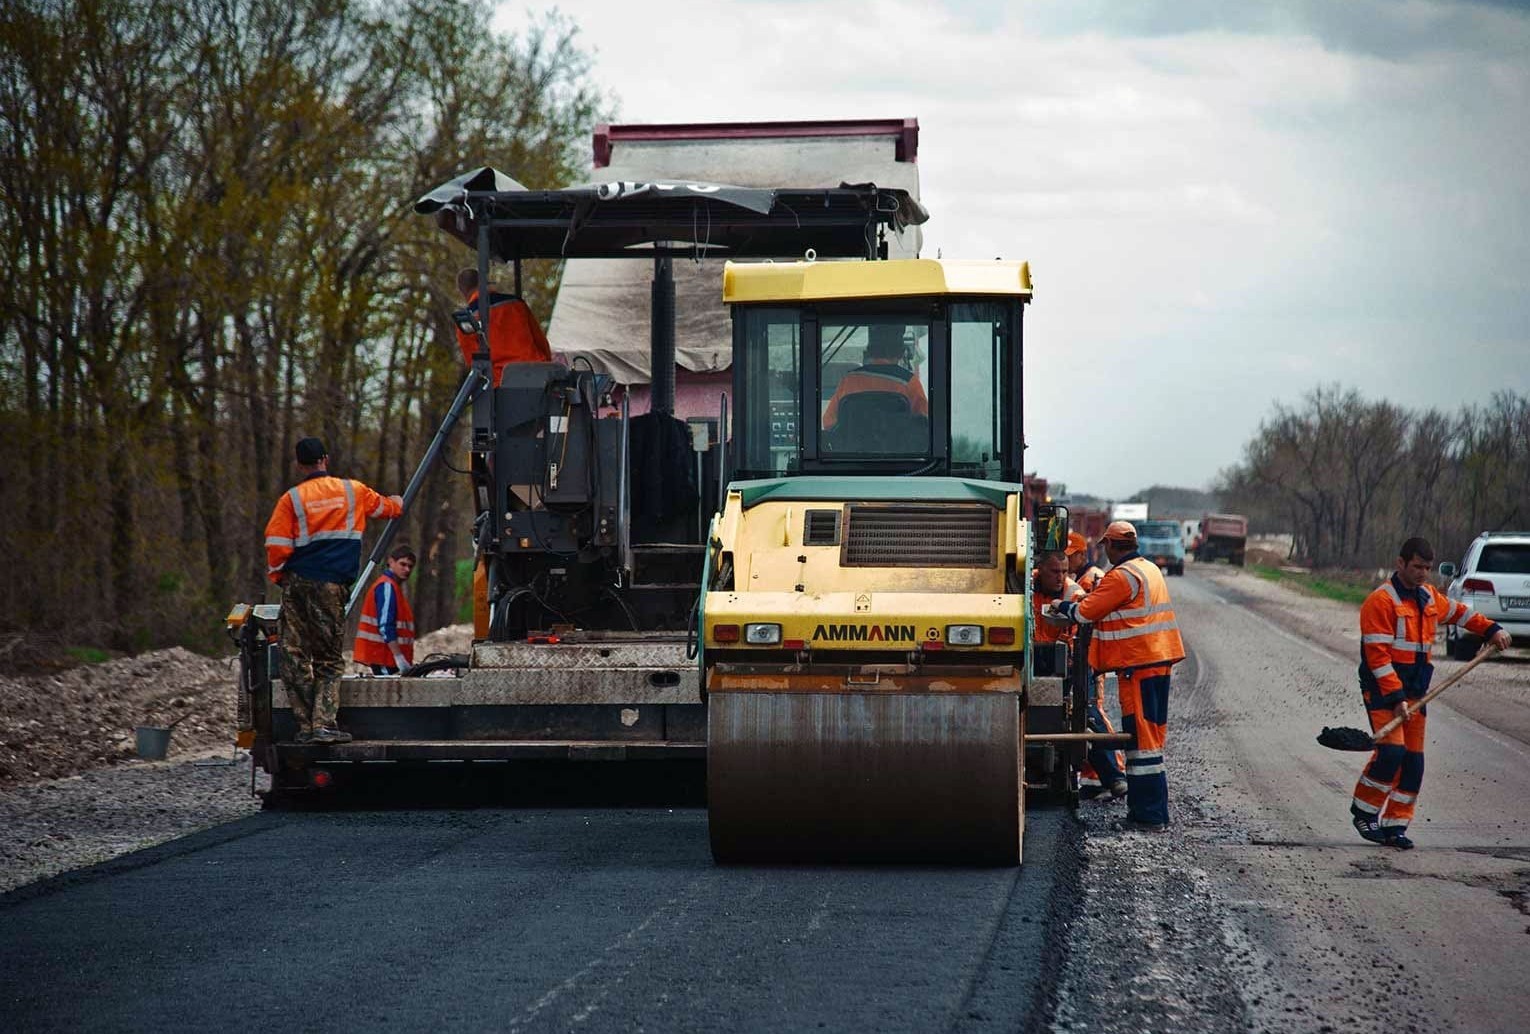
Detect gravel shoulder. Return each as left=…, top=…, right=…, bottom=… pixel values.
left=0, top=625, right=470, bottom=895
left=1047, top=563, right=1530, bottom=1034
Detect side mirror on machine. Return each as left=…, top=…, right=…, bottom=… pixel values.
left=1033, top=504, right=1070, bottom=554
left=1438, top=562, right=1457, bottom=579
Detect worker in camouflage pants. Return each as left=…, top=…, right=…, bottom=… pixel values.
left=265, top=437, right=403, bottom=744
left=279, top=574, right=349, bottom=739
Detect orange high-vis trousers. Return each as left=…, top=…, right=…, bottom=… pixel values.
left=1118, top=663, right=1173, bottom=825
left=1351, top=706, right=1426, bottom=830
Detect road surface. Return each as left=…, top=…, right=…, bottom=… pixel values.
left=2, top=565, right=1527, bottom=1033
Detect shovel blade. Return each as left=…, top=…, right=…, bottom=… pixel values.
left=1316, top=726, right=1375, bottom=751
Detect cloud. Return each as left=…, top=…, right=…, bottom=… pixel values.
left=1023, top=0, right=1530, bottom=60
left=507, top=0, right=1530, bottom=497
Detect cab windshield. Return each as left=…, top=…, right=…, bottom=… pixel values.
left=818, top=318, right=930, bottom=457
left=731, top=300, right=1018, bottom=481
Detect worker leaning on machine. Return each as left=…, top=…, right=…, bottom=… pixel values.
left=1349, top=537, right=1509, bottom=850
left=354, top=545, right=417, bottom=676
left=1065, top=529, right=1120, bottom=795
left=265, top=437, right=403, bottom=744
left=1051, top=521, right=1184, bottom=829
left=1034, top=549, right=1127, bottom=801
left=453, top=266, right=553, bottom=386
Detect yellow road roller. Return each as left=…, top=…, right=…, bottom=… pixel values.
left=702, top=258, right=1083, bottom=865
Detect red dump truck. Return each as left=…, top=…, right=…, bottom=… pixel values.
left=1194, top=513, right=1247, bottom=566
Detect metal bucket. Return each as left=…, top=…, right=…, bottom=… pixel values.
left=135, top=726, right=172, bottom=760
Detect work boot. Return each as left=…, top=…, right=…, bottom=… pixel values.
left=311, top=727, right=353, bottom=744
left=1352, top=813, right=1388, bottom=845
left=1079, top=783, right=1105, bottom=801
left=1385, top=831, right=1415, bottom=850
left=1115, top=817, right=1171, bottom=833
left=1107, top=780, right=1129, bottom=800
left=293, top=730, right=315, bottom=745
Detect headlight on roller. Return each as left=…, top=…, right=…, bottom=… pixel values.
left=744, top=623, right=782, bottom=645
left=945, top=624, right=983, bottom=646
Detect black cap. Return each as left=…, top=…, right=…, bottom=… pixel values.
left=294, top=437, right=327, bottom=464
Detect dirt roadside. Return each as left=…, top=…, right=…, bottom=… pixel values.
left=0, top=624, right=472, bottom=894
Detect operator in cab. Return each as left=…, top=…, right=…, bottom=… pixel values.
left=821, top=323, right=928, bottom=431
left=454, top=267, right=553, bottom=386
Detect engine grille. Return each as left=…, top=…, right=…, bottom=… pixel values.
left=803, top=508, right=842, bottom=546
left=843, top=503, right=997, bottom=567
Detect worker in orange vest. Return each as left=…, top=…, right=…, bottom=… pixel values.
left=1067, top=532, right=1105, bottom=592
left=821, top=324, right=928, bottom=431
left=454, top=267, right=553, bottom=386
left=1351, top=537, right=1509, bottom=849
left=1033, top=551, right=1126, bottom=800
left=354, top=545, right=418, bottom=676
left=1031, top=551, right=1081, bottom=649
left=265, top=437, right=403, bottom=744
left=1065, top=529, right=1122, bottom=796
left=1051, top=521, right=1184, bottom=828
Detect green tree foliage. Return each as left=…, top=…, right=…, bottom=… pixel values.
left=0, top=0, right=607, bottom=650
left=1217, top=386, right=1530, bottom=568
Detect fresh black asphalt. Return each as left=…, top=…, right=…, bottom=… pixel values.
left=0, top=776, right=1080, bottom=1033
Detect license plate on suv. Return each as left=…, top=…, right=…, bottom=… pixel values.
left=1502, top=596, right=1530, bottom=610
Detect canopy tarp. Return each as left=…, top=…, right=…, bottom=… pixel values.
left=414, top=169, right=926, bottom=262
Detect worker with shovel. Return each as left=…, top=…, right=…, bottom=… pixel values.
left=1347, top=537, right=1509, bottom=849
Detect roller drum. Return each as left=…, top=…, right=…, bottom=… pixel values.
left=707, top=689, right=1024, bottom=865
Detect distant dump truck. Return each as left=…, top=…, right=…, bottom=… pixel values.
left=1194, top=513, right=1247, bottom=566
left=1136, top=519, right=1185, bottom=576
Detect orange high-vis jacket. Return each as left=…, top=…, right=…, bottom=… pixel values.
left=1359, top=575, right=1500, bottom=709
left=264, top=473, right=402, bottom=585
left=354, top=570, right=415, bottom=669
left=1074, top=554, right=1185, bottom=673
left=1032, top=575, right=1084, bottom=646
left=455, top=291, right=552, bottom=386
left=821, top=361, right=928, bottom=430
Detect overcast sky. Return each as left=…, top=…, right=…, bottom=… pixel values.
left=500, top=0, right=1530, bottom=499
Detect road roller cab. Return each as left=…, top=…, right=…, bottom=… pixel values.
left=703, top=259, right=1082, bottom=864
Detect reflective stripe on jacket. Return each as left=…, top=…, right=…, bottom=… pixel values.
left=354, top=570, right=415, bottom=667
left=1074, top=553, right=1185, bottom=672
left=264, top=473, right=402, bottom=585
left=1032, top=576, right=1083, bottom=646
left=1358, top=574, right=1500, bottom=709
left=455, top=291, right=552, bottom=386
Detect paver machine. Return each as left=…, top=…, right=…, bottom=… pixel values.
left=228, top=171, right=936, bottom=798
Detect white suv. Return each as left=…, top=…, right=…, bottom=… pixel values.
left=1440, top=532, right=1530, bottom=659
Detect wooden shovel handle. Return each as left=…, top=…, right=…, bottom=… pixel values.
left=1372, top=644, right=1501, bottom=741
